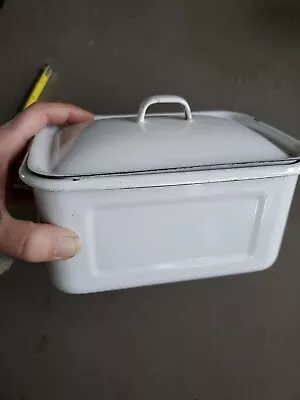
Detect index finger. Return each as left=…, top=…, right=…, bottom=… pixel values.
left=1, top=102, right=94, bottom=158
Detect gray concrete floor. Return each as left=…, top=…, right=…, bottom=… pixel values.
left=1, top=0, right=300, bottom=399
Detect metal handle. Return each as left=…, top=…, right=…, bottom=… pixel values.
left=137, top=95, right=193, bottom=123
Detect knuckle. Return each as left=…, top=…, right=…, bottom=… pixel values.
left=22, top=103, right=45, bottom=120
left=26, top=102, right=46, bottom=113
left=17, top=223, right=42, bottom=262
left=0, top=208, right=8, bottom=228
left=18, top=224, right=55, bottom=262
left=17, top=222, right=36, bottom=261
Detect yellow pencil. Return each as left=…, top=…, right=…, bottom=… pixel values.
left=23, top=65, right=53, bottom=110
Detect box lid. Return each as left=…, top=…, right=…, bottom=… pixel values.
left=27, top=95, right=288, bottom=177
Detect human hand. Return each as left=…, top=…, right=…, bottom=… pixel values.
left=0, top=103, right=94, bottom=263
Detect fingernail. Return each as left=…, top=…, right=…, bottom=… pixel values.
left=55, top=236, right=81, bottom=260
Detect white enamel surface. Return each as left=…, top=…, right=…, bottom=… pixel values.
left=34, top=176, right=297, bottom=294
left=20, top=158, right=300, bottom=192
left=26, top=97, right=289, bottom=178
left=20, top=111, right=300, bottom=193
left=53, top=116, right=287, bottom=176
left=20, top=108, right=300, bottom=294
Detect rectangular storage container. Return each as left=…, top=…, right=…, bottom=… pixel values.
left=20, top=95, right=300, bottom=293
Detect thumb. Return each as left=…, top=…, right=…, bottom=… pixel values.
left=0, top=213, right=80, bottom=262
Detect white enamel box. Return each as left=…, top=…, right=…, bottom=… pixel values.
left=20, top=95, right=300, bottom=294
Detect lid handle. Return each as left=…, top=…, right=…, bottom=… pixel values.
left=137, top=95, right=193, bottom=123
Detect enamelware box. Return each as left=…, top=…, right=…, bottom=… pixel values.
left=20, top=95, right=300, bottom=293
